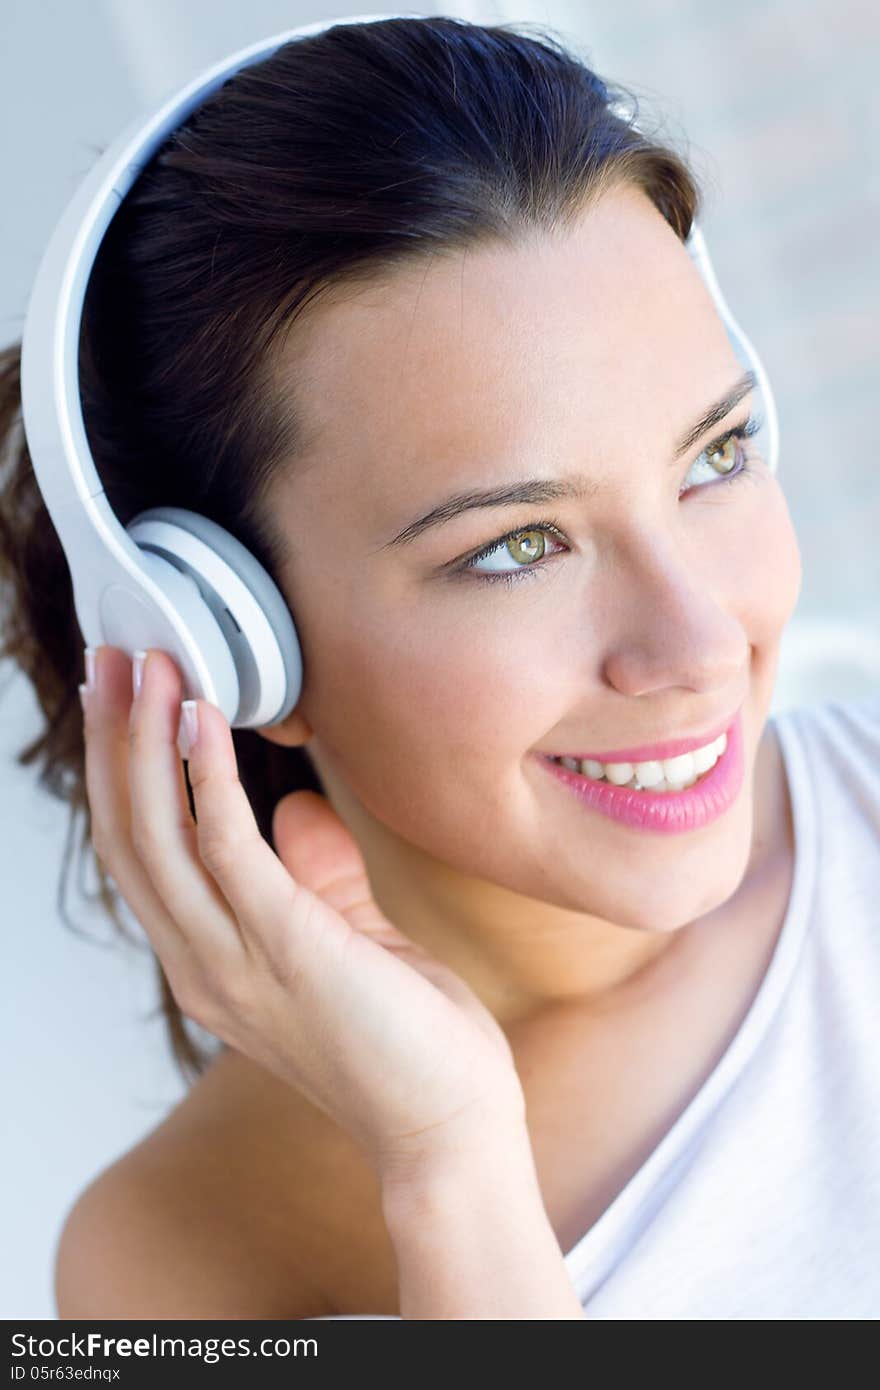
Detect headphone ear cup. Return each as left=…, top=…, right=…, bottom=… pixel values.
left=126, top=506, right=303, bottom=728
left=99, top=549, right=242, bottom=723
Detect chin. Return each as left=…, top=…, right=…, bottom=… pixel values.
left=528, top=835, right=753, bottom=930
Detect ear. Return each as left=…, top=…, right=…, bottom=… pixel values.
left=251, top=706, right=315, bottom=749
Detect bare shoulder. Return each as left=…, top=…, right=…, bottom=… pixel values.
left=54, top=1046, right=400, bottom=1319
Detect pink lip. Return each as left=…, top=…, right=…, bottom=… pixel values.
left=534, top=710, right=744, bottom=835
left=547, top=708, right=741, bottom=765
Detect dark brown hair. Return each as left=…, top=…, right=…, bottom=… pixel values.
left=0, top=15, right=702, bottom=1085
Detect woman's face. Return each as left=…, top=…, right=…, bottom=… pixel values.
left=264, top=181, right=802, bottom=935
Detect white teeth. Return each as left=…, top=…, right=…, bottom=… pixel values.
left=552, top=730, right=728, bottom=791
left=633, top=759, right=664, bottom=787
left=662, top=752, right=695, bottom=786
left=605, top=761, right=634, bottom=786
left=692, top=743, right=717, bottom=775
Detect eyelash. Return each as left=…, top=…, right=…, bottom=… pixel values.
left=459, top=414, right=764, bottom=589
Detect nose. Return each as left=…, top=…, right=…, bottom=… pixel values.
left=598, top=539, right=748, bottom=699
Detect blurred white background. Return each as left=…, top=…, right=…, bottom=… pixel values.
left=1, top=0, right=878, bottom=1318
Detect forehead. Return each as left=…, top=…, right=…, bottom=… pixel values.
left=272, top=183, right=735, bottom=526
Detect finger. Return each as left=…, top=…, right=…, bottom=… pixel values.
left=272, top=789, right=414, bottom=947
left=80, top=646, right=205, bottom=986
left=134, top=666, right=352, bottom=981
left=124, top=648, right=254, bottom=975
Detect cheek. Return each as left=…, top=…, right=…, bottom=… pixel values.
left=303, top=583, right=560, bottom=834
left=730, top=479, right=802, bottom=639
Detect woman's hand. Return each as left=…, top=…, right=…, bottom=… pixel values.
left=79, top=646, right=526, bottom=1186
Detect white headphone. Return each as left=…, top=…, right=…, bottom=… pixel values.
left=19, top=11, right=779, bottom=731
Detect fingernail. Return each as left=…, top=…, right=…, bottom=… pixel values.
left=132, top=649, right=148, bottom=700
left=83, top=646, right=97, bottom=693
left=177, top=701, right=198, bottom=760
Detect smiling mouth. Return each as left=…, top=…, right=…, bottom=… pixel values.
left=545, top=730, right=728, bottom=794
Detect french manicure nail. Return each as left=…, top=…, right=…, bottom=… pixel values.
left=132, top=649, right=147, bottom=700
left=84, top=646, right=97, bottom=693
left=177, top=701, right=198, bottom=759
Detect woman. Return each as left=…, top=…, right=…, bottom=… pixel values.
left=2, top=15, right=878, bottom=1319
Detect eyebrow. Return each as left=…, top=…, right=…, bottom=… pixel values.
left=380, top=368, right=758, bottom=550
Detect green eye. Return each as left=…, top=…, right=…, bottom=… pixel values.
left=462, top=412, right=764, bottom=589
left=706, top=436, right=739, bottom=473
left=465, top=523, right=563, bottom=582
left=503, top=530, right=546, bottom=566
left=683, top=415, right=762, bottom=490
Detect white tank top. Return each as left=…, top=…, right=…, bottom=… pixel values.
left=309, top=691, right=880, bottom=1319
